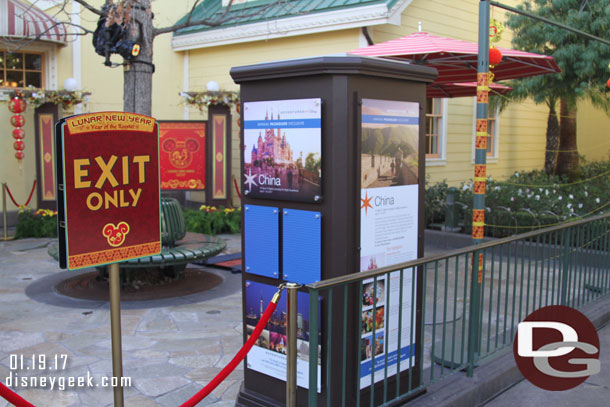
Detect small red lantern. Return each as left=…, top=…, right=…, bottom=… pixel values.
left=8, top=97, right=27, bottom=114
left=12, top=128, right=25, bottom=139
left=8, top=94, right=27, bottom=161
left=489, top=47, right=503, bottom=65
left=607, top=78, right=610, bottom=88
left=10, top=114, right=25, bottom=127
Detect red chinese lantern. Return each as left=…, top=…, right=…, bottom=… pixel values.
left=8, top=97, right=27, bottom=114
left=8, top=94, right=27, bottom=162
left=607, top=78, right=610, bottom=88
left=10, top=115, right=25, bottom=127
left=489, top=47, right=503, bottom=65
left=13, top=141, right=25, bottom=151
left=12, top=128, right=25, bottom=139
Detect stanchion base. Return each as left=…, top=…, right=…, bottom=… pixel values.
left=0, top=236, right=15, bottom=241
left=236, top=383, right=284, bottom=407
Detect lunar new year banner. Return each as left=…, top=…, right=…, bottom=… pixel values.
left=243, top=98, right=321, bottom=202
left=359, top=99, right=419, bottom=388
left=159, top=121, right=206, bottom=190
left=39, top=113, right=56, bottom=201
left=56, top=112, right=161, bottom=270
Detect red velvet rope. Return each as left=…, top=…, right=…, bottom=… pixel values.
left=0, top=381, right=36, bottom=407
left=233, top=176, right=241, bottom=199
left=4, top=180, right=37, bottom=207
left=179, top=292, right=281, bottom=407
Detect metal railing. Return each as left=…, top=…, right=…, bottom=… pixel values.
left=300, top=213, right=610, bottom=407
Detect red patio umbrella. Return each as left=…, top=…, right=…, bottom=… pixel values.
left=427, top=81, right=512, bottom=98
left=350, top=32, right=560, bottom=84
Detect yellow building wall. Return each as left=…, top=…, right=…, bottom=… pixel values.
left=577, top=99, right=610, bottom=161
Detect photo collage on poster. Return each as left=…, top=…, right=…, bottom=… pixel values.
left=360, top=278, right=386, bottom=362
left=244, top=280, right=321, bottom=391
left=359, top=98, right=420, bottom=388
left=243, top=98, right=321, bottom=202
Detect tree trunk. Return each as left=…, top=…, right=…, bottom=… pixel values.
left=123, top=0, right=154, bottom=115
left=544, top=100, right=559, bottom=175
left=555, top=98, right=579, bottom=180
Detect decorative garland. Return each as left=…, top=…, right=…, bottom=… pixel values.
left=489, top=18, right=504, bottom=44
left=3, top=89, right=90, bottom=109
left=180, top=91, right=240, bottom=111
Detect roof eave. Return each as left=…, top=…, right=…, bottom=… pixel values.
left=172, top=1, right=414, bottom=52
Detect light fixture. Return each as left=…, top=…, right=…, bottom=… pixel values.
left=63, top=78, right=78, bottom=91
left=206, top=81, right=220, bottom=92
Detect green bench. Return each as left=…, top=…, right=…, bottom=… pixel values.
left=48, top=198, right=226, bottom=276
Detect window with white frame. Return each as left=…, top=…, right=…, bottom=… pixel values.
left=425, top=98, right=447, bottom=161
left=486, top=103, right=500, bottom=159
left=0, top=51, right=44, bottom=89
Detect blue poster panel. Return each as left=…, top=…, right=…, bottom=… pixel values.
left=244, top=280, right=321, bottom=391
left=243, top=98, right=322, bottom=203
left=282, top=209, right=321, bottom=284
left=244, top=204, right=279, bottom=278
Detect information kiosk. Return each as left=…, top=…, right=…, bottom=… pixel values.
left=231, top=55, right=437, bottom=407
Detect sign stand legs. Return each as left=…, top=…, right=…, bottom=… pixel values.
left=109, top=263, right=124, bottom=407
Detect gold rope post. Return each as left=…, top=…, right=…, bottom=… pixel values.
left=109, top=263, right=124, bottom=407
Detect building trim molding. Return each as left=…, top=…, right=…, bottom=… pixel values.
left=172, top=0, right=413, bottom=51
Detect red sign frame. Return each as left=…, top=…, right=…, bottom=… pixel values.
left=159, top=121, right=206, bottom=190
left=56, top=112, right=161, bottom=270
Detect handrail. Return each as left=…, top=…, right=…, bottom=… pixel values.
left=307, top=212, right=610, bottom=290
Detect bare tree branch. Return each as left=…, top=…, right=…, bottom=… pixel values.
left=74, top=0, right=105, bottom=17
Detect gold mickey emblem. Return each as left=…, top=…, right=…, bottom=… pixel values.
left=102, top=222, right=130, bottom=247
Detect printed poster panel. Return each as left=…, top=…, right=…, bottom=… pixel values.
left=245, top=280, right=321, bottom=392
left=57, top=112, right=161, bottom=270
left=243, top=98, right=321, bottom=202
left=159, top=121, right=206, bottom=190
left=359, top=98, right=419, bottom=388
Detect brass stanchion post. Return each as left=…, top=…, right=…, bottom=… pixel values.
left=286, top=283, right=298, bottom=407
left=1, top=183, right=13, bottom=241
left=109, top=263, right=124, bottom=407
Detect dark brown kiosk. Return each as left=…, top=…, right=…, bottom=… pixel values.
left=230, top=55, right=437, bottom=407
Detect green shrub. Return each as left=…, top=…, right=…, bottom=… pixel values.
left=424, top=177, right=449, bottom=226
left=429, top=158, right=610, bottom=237
left=15, top=208, right=58, bottom=239
left=183, top=205, right=241, bottom=235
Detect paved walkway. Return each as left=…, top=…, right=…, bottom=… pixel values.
left=484, top=321, right=610, bottom=407
left=1, top=235, right=243, bottom=407
left=3, top=233, right=606, bottom=407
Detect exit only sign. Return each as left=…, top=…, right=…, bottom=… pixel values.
left=56, top=112, right=161, bottom=270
